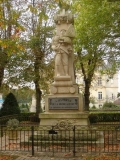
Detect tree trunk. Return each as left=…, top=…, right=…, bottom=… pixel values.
left=84, top=79, right=91, bottom=111
left=34, top=56, right=42, bottom=117
left=35, top=81, right=42, bottom=117
left=0, top=51, right=8, bottom=90
left=0, top=67, right=4, bottom=90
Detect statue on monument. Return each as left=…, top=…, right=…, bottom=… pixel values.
left=50, top=8, right=79, bottom=94
left=51, top=9, right=75, bottom=80
left=52, top=36, right=73, bottom=77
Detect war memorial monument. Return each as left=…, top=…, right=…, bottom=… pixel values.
left=39, top=8, right=89, bottom=126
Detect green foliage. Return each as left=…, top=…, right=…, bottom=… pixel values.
left=89, top=112, right=120, bottom=123
left=0, top=0, right=24, bottom=89
left=103, top=101, right=118, bottom=108
left=3, top=1, right=56, bottom=116
left=0, top=112, right=37, bottom=125
left=89, top=114, right=98, bottom=123
left=57, top=0, right=71, bottom=10
left=91, top=105, right=96, bottom=110
left=72, top=0, right=120, bottom=110
left=0, top=93, right=20, bottom=116
left=7, top=118, right=19, bottom=130
left=117, top=92, right=120, bottom=98
left=20, top=104, right=29, bottom=113
left=2, top=86, right=34, bottom=103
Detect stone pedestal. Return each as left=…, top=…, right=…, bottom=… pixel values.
left=50, top=76, right=78, bottom=94
left=39, top=112, right=89, bottom=126
left=39, top=94, right=89, bottom=126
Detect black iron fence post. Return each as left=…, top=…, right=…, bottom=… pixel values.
left=0, top=125, right=3, bottom=137
left=49, top=126, right=58, bottom=157
left=73, top=125, right=75, bottom=157
left=31, top=126, right=34, bottom=156
left=52, top=126, right=54, bottom=157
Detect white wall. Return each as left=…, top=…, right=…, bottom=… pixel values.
left=90, top=73, right=119, bottom=108
left=76, top=71, right=119, bottom=108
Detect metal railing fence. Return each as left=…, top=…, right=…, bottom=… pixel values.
left=0, top=124, right=120, bottom=158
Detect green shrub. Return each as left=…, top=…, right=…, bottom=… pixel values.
left=0, top=92, right=20, bottom=116
left=20, top=104, right=29, bottom=113
left=89, top=114, right=98, bottom=123
left=117, top=92, right=120, bottom=98
left=7, top=119, right=19, bottom=130
left=103, top=102, right=117, bottom=108
left=91, top=105, right=96, bottom=109
left=89, top=112, right=120, bottom=123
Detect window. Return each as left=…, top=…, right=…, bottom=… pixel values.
left=98, top=92, right=102, bottom=99
left=99, top=104, right=102, bottom=108
left=98, top=77, right=102, bottom=86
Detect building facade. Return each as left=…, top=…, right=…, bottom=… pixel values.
left=90, top=72, right=118, bottom=108
left=76, top=70, right=119, bottom=108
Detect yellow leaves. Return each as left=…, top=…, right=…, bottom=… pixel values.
left=0, top=39, right=25, bottom=55
left=0, top=40, right=8, bottom=49
left=10, top=43, right=25, bottom=54
left=2, top=44, right=7, bottom=48
left=0, top=21, right=2, bottom=26
left=17, top=44, right=24, bottom=51
left=0, top=20, right=5, bottom=28
left=0, top=155, right=14, bottom=160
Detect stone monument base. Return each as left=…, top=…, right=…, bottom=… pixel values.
left=39, top=94, right=89, bottom=126
left=39, top=112, right=89, bottom=126
left=44, top=94, right=84, bottom=112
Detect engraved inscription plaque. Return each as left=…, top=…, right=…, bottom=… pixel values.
left=49, top=97, right=79, bottom=110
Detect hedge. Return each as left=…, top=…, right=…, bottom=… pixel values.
left=89, top=112, right=120, bottom=123
left=0, top=112, right=40, bottom=125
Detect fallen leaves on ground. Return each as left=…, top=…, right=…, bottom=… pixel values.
left=83, top=154, right=120, bottom=160
left=0, top=155, right=18, bottom=160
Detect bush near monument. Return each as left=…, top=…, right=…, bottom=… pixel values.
left=0, top=92, right=20, bottom=116
left=103, top=102, right=118, bottom=109
left=89, top=112, right=120, bottom=123
left=7, top=118, right=19, bottom=130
